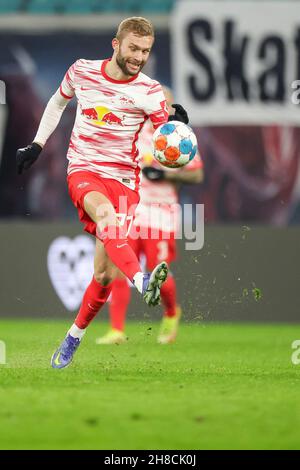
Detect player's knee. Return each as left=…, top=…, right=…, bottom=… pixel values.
left=94, top=270, right=114, bottom=286
left=95, top=206, right=117, bottom=232
left=96, top=218, right=118, bottom=235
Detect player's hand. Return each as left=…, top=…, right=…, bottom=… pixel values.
left=168, top=104, right=189, bottom=124
left=16, top=142, right=43, bottom=175
left=142, top=166, right=166, bottom=182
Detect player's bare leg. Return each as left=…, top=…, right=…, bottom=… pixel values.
left=84, top=191, right=168, bottom=306
left=52, top=191, right=124, bottom=369
left=51, top=235, right=118, bottom=369
left=51, top=191, right=167, bottom=367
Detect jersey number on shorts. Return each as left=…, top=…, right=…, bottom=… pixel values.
left=116, top=213, right=134, bottom=237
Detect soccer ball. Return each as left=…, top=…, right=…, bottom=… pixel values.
left=152, top=121, right=198, bottom=168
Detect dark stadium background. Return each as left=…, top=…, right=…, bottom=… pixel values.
left=1, top=0, right=299, bottom=321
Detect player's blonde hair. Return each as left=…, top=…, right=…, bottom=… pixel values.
left=116, top=17, right=154, bottom=42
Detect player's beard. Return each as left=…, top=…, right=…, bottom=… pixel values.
left=116, top=53, right=145, bottom=77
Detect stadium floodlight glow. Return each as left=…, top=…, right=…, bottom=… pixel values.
left=0, top=80, right=6, bottom=105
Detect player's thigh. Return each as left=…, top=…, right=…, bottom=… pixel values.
left=84, top=190, right=117, bottom=230
left=94, top=238, right=118, bottom=285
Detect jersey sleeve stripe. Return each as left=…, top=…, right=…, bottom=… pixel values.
left=60, top=85, right=73, bottom=100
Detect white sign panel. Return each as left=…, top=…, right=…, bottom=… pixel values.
left=47, top=235, right=94, bottom=311
left=171, top=1, right=300, bottom=125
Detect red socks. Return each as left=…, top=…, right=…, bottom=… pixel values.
left=98, top=225, right=142, bottom=282
left=160, top=274, right=177, bottom=317
left=75, top=276, right=112, bottom=329
left=109, top=277, right=131, bottom=331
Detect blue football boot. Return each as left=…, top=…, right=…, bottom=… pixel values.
left=143, top=261, right=168, bottom=306
left=51, top=334, right=81, bottom=369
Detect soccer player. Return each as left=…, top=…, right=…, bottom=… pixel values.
left=16, top=17, right=189, bottom=368
left=96, top=86, right=203, bottom=345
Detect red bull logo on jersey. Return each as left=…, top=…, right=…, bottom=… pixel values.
left=102, top=112, right=123, bottom=125
left=81, top=108, right=98, bottom=120
left=81, top=105, right=124, bottom=127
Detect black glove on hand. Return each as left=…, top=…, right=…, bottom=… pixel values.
left=168, top=104, right=189, bottom=124
left=142, top=166, right=166, bottom=182
left=16, top=142, right=43, bottom=175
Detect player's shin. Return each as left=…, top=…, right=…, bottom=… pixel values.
left=160, top=274, right=177, bottom=317
left=96, top=275, right=130, bottom=344
left=109, top=276, right=131, bottom=331
left=74, top=275, right=112, bottom=329
left=158, top=275, right=181, bottom=344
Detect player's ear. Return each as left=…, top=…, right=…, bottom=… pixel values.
left=112, top=38, right=119, bottom=52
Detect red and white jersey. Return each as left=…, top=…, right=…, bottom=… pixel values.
left=135, top=121, right=203, bottom=232
left=60, top=58, right=168, bottom=191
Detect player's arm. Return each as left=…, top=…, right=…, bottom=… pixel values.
left=165, top=167, right=204, bottom=184
left=16, top=90, right=71, bottom=174
left=16, top=62, right=76, bottom=174
left=145, top=77, right=190, bottom=128
left=142, top=165, right=203, bottom=184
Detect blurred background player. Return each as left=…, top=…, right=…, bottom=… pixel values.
left=96, top=86, right=203, bottom=345
left=15, top=17, right=190, bottom=368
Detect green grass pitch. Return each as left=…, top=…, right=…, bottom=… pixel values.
left=0, top=319, right=299, bottom=450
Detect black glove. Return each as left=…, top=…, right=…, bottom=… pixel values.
left=168, top=104, right=189, bottom=124
left=142, top=166, right=166, bottom=182
left=16, top=142, right=43, bottom=175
